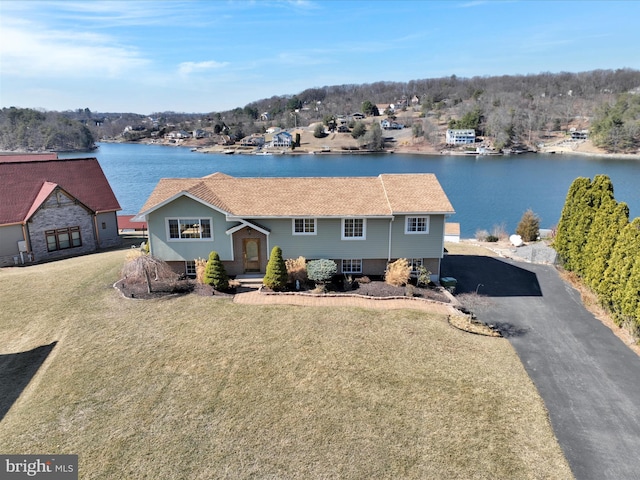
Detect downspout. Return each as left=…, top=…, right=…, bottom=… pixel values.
left=21, top=223, right=30, bottom=251
left=93, top=215, right=101, bottom=249
left=387, top=217, right=394, bottom=261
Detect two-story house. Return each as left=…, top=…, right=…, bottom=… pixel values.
left=446, top=129, right=476, bottom=145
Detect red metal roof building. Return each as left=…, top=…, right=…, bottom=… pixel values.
left=0, top=154, right=122, bottom=265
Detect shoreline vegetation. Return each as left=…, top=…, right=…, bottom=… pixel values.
left=100, top=127, right=640, bottom=160
left=3, top=69, right=640, bottom=158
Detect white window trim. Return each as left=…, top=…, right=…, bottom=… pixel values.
left=341, top=218, right=366, bottom=240
left=185, top=260, right=197, bottom=277
left=342, top=259, right=363, bottom=274
left=405, top=216, right=430, bottom=234
left=292, top=218, right=317, bottom=236
left=408, top=258, right=424, bottom=272
left=166, top=217, right=213, bottom=241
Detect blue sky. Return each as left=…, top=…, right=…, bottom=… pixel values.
left=2, top=0, right=639, bottom=115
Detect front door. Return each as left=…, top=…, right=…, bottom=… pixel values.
left=243, top=238, right=260, bottom=272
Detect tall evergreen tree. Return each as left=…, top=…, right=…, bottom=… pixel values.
left=601, top=218, right=640, bottom=318
left=603, top=217, right=640, bottom=319
left=620, top=253, right=640, bottom=333
left=554, top=177, right=591, bottom=271
left=583, top=198, right=629, bottom=290
left=569, top=176, right=613, bottom=275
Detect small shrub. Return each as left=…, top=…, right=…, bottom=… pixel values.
left=285, top=256, right=307, bottom=285
left=343, top=274, right=354, bottom=291
left=385, top=258, right=411, bottom=287
left=491, top=223, right=508, bottom=241
left=204, top=251, right=229, bottom=290
left=312, top=284, right=327, bottom=294
left=516, top=209, right=541, bottom=242
left=313, top=123, right=326, bottom=138
left=195, top=258, right=207, bottom=284
left=486, top=235, right=499, bottom=242
left=264, top=246, right=288, bottom=290
left=416, top=265, right=432, bottom=287
left=121, top=255, right=178, bottom=294
left=125, top=249, right=144, bottom=262
left=307, top=259, right=337, bottom=284
left=475, top=229, right=489, bottom=241
left=358, top=275, right=371, bottom=284
left=405, top=284, right=415, bottom=297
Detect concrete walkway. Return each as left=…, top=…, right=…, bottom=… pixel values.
left=233, top=290, right=457, bottom=316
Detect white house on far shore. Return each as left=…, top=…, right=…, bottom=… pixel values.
left=446, top=129, right=476, bottom=145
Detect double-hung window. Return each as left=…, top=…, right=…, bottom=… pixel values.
left=405, top=216, right=429, bottom=234
left=407, top=258, right=424, bottom=273
left=342, top=218, right=366, bottom=240
left=293, top=218, right=316, bottom=235
left=342, top=259, right=362, bottom=274
left=185, top=260, right=197, bottom=278
left=167, top=218, right=212, bottom=240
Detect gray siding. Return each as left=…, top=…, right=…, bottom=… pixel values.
left=96, top=212, right=121, bottom=248
left=147, top=197, right=447, bottom=277
left=0, top=225, right=26, bottom=266
left=390, top=215, right=445, bottom=259
left=148, top=196, right=231, bottom=261
left=260, top=217, right=392, bottom=260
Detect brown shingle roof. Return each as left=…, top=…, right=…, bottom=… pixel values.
left=138, top=173, right=454, bottom=218
left=0, top=157, right=121, bottom=225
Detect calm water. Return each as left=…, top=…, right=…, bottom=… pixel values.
left=61, top=142, right=640, bottom=238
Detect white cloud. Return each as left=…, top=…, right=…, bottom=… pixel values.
left=0, top=18, right=149, bottom=78
left=178, top=60, right=230, bottom=76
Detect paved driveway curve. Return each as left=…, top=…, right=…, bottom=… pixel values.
left=442, top=255, right=640, bottom=480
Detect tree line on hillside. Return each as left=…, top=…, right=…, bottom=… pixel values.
left=554, top=175, right=640, bottom=337
left=223, top=68, right=640, bottom=152
left=0, top=107, right=96, bottom=152
left=3, top=69, right=639, bottom=153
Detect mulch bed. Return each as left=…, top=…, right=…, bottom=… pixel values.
left=115, top=278, right=450, bottom=303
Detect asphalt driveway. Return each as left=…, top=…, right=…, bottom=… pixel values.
left=442, top=255, right=640, bottom=480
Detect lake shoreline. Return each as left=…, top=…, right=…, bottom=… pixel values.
left=98, top=138, right=640, bottom=161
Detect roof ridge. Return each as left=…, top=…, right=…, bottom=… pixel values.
left=378, top=174, right=394, bottom=215
left=187, top=179, right=233, bottom=214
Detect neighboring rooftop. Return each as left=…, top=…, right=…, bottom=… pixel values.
left=0, top=155, right=121, bottom=225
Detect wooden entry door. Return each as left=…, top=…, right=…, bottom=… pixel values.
left=243, top=238, right=260, bottom=272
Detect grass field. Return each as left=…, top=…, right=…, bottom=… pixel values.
left=0, top=248, right=572, bottom=479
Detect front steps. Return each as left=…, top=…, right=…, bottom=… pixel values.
left=234, top=274, right=264, bottom=290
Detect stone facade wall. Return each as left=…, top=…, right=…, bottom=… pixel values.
left=28, top=191, right=97, bottom=262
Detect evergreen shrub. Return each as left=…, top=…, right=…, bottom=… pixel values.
left=307, top=259, right=337, bottom=284
left=516, top=209, right=540, bottom=242
left=204, top=251, right=229, bottom=290
left=264, top=246, right=288, bottom=290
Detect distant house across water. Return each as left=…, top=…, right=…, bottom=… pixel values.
left=446, top=129, right=476, bottom=145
